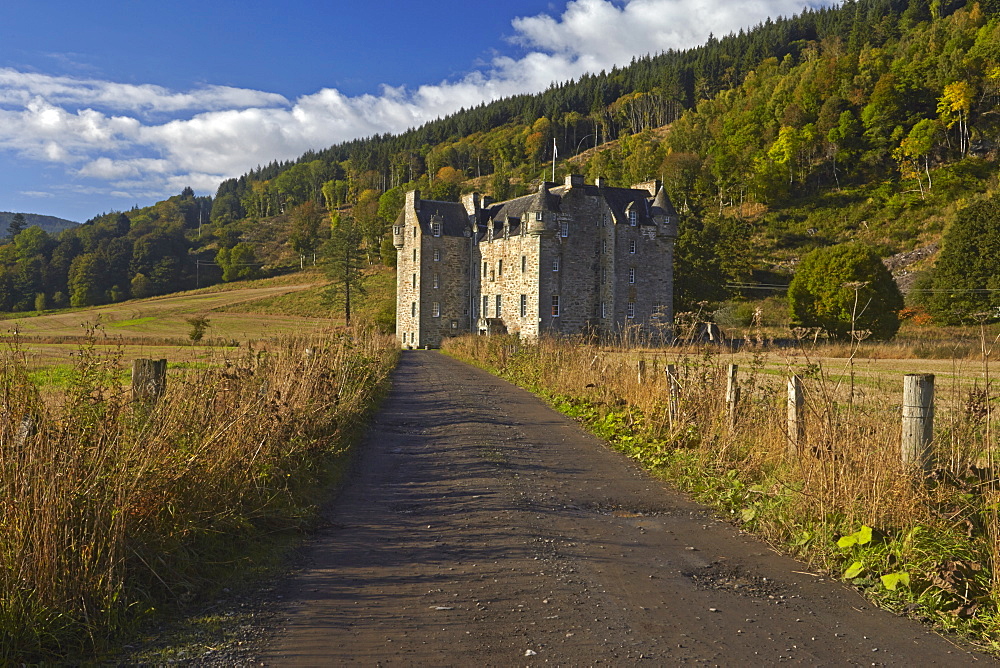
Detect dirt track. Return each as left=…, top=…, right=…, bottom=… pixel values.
left=264, top=350, right=990, bottom=665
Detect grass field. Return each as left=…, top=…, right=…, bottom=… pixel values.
left=0, top=266, right=396, bottom=378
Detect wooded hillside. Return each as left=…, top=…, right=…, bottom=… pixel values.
left=3, top=0, right=999, bottom=324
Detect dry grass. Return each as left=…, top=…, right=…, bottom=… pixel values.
left=444, top=334, right=1000, bottom=648
left=0, top=327, right=397, bottom=660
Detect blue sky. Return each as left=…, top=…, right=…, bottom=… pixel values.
left=0, top=0, right=831, bottom=222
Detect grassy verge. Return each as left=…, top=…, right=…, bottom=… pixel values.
left=0, top=327, right=398, bottom=661
left=443, top=334, right=1000, bottom=653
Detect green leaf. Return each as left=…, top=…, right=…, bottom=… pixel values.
left=844, top=561, right=865, bottom=579
left=837, top=525, right=873, bottom=548
left=880, top=572, right=910, bottom=590
left=740, top=507, right=757, bottom=522
left=792, top=531, right=812, bottom=547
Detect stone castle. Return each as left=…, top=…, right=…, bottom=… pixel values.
left=393, top=174, right=678, bottom=348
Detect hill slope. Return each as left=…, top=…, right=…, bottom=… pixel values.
left=0, top=211, right=77, bottom=235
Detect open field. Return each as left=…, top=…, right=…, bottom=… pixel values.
left=1, top=267, right=397, bottom=379
left=0, top=275, right=340, bottom=378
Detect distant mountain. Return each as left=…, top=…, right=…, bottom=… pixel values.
left=0, top=211, right=78, bottom=236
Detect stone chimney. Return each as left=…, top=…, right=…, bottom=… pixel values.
left=461, top=191, right=481, bottom=216
left=631, top=179, right=662, bottom=196
left=564, top=174, right=585, bottom=187
left=406, top=188, right=421, bottom=212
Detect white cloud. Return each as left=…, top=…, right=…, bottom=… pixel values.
left=0, top=68, right=288, bottom=113
left=0, top=0, right=830, bottom=205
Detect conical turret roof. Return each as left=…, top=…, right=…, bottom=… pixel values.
left=651, top=186, right=677, bottom=219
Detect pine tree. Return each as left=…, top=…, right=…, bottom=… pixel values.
left=323, top=215, right=366, bottom=326
left=6, top=213, right=26, bottom=241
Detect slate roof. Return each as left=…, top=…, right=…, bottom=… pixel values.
left=414, top=181, right=676, bottom=239
left=415, top=200, right=470, bottom=237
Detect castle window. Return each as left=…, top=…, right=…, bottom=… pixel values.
left=433, top=273, right=439, bottom=289
left=412, top=248, right=417, bottom=262
left=412, top=273, right=417, bottom=289
left=629, top=210, right=637, bottom=226
left=411, top=302, right=416, bottom=317
left=490, top=269, right=495, bottom=282
left=601, top=213, right=607, bottom=227
left=534, top=211, right=543, bottom=222
left=601, top=267, right=607, bottom=284
left=483, top=295, right=488, bottom=317
left=451, top=320, right=458, bottom=329
left=551, top=295, right=560, bottom=317
left=629, top=268, right=636, bottom=284
left=627, top=301, right=635, bottom=318
left=601, top=301, right=607, bottom=318
left=483, top=261, right=487, bottom=277
left=495, top=294, right=502, bottom=317
left=629, top=240, right=636, bottom=254
left=498, top=259, right=503, bottom=276
left=412, top=227, right=417, bottom=237
left=520, top=294, right=527, bottom=317
left=432, top=302, right=440, bottom=317
left=394, top=226, right=401, bottom=236
left=432, top=221, right=441, bottom=237
left=434, top=249, right=440, bottom=261
left=602, top=240, right=607, bottom=254
left=552, top=257, right=559, bottom=272
left=521, top=255, right=526, bottom=272
left=560, top=220, right=569, bottom=237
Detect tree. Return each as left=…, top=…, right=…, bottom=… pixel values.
left=288, top=201, right=323, bottom=268
left=788, top=243, right=904, bottom=340
left=927, top=194, right=1000, bottom=323
left=216, top=242, right=260, bottom=282
left=6, top=213, right=26, bottom=241
left=937, top=81, right=975, bottom=156
left=323, top=215, right=366, bottom=325
left=67, top=253, right=109, bottom=307
left=186, top=315, right=211, bottom=343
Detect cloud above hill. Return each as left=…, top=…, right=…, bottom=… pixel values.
left=0, top=0, right=826, bottom=203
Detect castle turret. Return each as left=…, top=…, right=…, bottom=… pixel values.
left=525, top=182, right=559, bottom=236
left=650, top=186, right=679, bottom=238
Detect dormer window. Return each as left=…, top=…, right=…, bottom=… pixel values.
left=560, top=220, right=569, bottom=237
left=629, top=210, right=637, bottom=226
left=432, top=221, right=441, bottom=236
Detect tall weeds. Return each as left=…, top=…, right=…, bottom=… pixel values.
left=0, top=328, right=396, bottom=661
left=445, top=334, right=1000, bottom=649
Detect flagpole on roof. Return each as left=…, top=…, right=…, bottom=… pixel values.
left=552, top=137, right=558, bottom=183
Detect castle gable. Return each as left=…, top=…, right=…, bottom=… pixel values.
left=416, top=200, right=470, bottom=237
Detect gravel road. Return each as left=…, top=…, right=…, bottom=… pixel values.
left=262, top=350, right=990, bottom=666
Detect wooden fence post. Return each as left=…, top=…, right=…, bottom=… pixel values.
left=666, top=364, right=681, bottom=427
left=787, top=375, right=805, bottom=457
left=902, top=373, right=934, bottom=471
left=132, top=358, right=167, bottom=403
left=726, top=364, right=740, bottom=426
left=14, top=415, right=36, bottom=447
left=637, top=360, right=646, bottom=384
